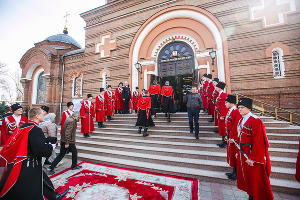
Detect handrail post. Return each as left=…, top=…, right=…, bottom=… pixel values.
left=275, top=108, right=278, bottom=120
left=261, top=103, right=264, bottom=116
left=290, top=112, right=293, bottom=125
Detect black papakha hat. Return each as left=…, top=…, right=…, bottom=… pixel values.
left=11, top=103, right=22, bottom=112
left=107, top=85, right=112, bottom=88
left=136, top=87, right=139, bottom=89
left=67, top=102, right=74, bottom=107
left=207, top=74, right=212, bottom=79
left=41, top=105, right=49, bottom=113
left=87, top=94, right=93, bottom=98
left=237, top=97, right=253, bottom=110
left=213, top=78, right=219, bottom=83
left=216, top=82, right=226, bottom=90
left=100, top=88, right=105, bottom=92
left=225, top=95, right=237, bottom=104
left=203, top=73, right=208, bottom=78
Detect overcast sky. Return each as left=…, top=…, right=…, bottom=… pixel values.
left=0, top=0, right=105, bottom=74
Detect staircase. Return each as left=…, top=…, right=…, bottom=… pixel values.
left=62, top=112, right=300, bottom=195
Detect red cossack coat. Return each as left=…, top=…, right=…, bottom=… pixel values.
left=225, top=107, right=242, bottom=167
left=80, top=101, right=95, bottom=133
left=236, top=114, right=273, bottom=200
left=95, top=94, right=106, bottom=123
left=104, top=91, right=114, bottom=117
left=215, top=91, right=228, bottom=137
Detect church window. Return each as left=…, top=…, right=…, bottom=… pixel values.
left=36, top=71, right=47, bottom=104
left=73, top=77, right=79, bottom=97
left=272, top=48, right=285, bottom=78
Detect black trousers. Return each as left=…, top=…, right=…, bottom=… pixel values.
left=123, top=99, right=130, bottom=114
left=50, top=142, right=77, bottom=169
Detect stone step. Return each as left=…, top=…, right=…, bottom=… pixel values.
left=58, top=144, right=295, bottom=180
left=73, top=130, right=298, bottom=149
left=109, top=115, right=275, bottom=121
left=60, top=151, right=300, bottom=194
left=93, top=119, right=289, bottom=127
left=71, top=136, right=298, bottom=158
left=78, top=124, right=300, bottom=134
left=59, top=133, right=297, bottom=168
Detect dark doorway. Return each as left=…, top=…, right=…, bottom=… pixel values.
left=156, top=41, right=195, bottom=112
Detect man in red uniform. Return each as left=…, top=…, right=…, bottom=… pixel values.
left=80, top=94, right=95, bottom=138
left=115, top=82, right=124, bottom=114
left=132, top=87, right=140, bottom=114
left=210, top=78, right=219, bottom=123
left=148, top=80, right=161, bottom=117
left=202, top=74, right=209, bottom=113
left=135, top=90, right=154, bottom=137
left=215, top=82, right=228, bottom=148
left=104, top=85, right=114, bottom=120
left=60, top=102, right=74, bottom=134
left=236, top=97, right=273, bottom=200
left=161, top=81, right=175, bottom=122
left=95, top=88, right=106, bottom=128
left=224, top=94, right=241, bottom=180
left=296, top=137, right=300, bottom=182
left=206, top=74, right=215, bottom=117
left=1, top=103, right=28, bottom=146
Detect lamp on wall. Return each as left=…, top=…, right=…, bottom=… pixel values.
left=135, top=62, right=142, bottom=74
left=208, top=48, right=216, bottom=72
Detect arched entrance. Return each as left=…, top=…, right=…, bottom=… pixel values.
left=154, top=41, right=195, bottom=111
left=129, top=5, right=231, bottom=93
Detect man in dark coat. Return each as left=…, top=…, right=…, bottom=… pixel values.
left=122, top=81, right=131, bottom=114
left=0, top=108, right=68, bottom=200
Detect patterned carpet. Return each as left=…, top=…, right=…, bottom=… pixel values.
left=50, top=161, right=198, bottom=200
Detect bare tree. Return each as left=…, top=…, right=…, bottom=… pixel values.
left=0, top=62, right=22, bottom=102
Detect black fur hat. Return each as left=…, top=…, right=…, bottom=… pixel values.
left=237, top=97, right=253, bottom=110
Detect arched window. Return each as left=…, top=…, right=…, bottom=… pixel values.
left=36, top=72, right=47, bottom=104
left=73, top=77, right=79, bottom=97
left=272, top=48, right=285, bottom=78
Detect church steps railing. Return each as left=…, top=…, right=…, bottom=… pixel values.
left=235, top=93, right=300, bottom=126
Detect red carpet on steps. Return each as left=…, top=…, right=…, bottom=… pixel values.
left=50, top=161, right=198, bottom=200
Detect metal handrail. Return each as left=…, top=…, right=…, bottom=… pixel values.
left=235, top=93, right=299, bottom=125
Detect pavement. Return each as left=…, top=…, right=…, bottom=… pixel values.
left=44, top=158, right=300, bottom=200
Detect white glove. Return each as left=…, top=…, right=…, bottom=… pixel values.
left=51, top=144, right=56, bottom=150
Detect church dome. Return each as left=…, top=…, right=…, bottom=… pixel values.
left=45, top=28, right=81, bottom=48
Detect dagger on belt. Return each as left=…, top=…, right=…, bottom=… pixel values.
left=231, top=139, right=249, bottom=160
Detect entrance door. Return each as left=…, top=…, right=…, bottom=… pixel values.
left=156, top=41, right=195, bottom=112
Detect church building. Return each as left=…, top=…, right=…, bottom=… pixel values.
left=19, top=0, right=300, bottom=118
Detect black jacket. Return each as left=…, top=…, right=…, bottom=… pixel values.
left=183, top=92, right=203, bottom=110
left=122, top=86, right=131, bottom=100
left=1, top=122, right=53, bottom=200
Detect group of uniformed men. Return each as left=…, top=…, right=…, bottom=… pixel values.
left=2, top=73, right=300, bottom=200
left=199, top=73, right=273, bottom=200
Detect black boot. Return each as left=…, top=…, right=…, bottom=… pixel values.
left=208, top=116, right=214, bottom=122
left=138, top=127, right=142, bottom=134
left=217, top=136, right=227, bottom=148
left=86, top=133, right=90, bottom=137
left=83, top=133, right=88, bottom=138
left=167, top=113, right=171, bottom=122
left=101, top=122, right=105, bottom=128
left=165, top=113, right=167, bottom=117
left=56, top=188, right=70, bottom=200
left=98, top=122, right=101, bottom=128
left=249, top=195, right=253, bottom=200
left=228, top=167, right=237, bottom=180
left=115, top=110, right=117, bottom=114
left=143, top=128, right=149, bottom=137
